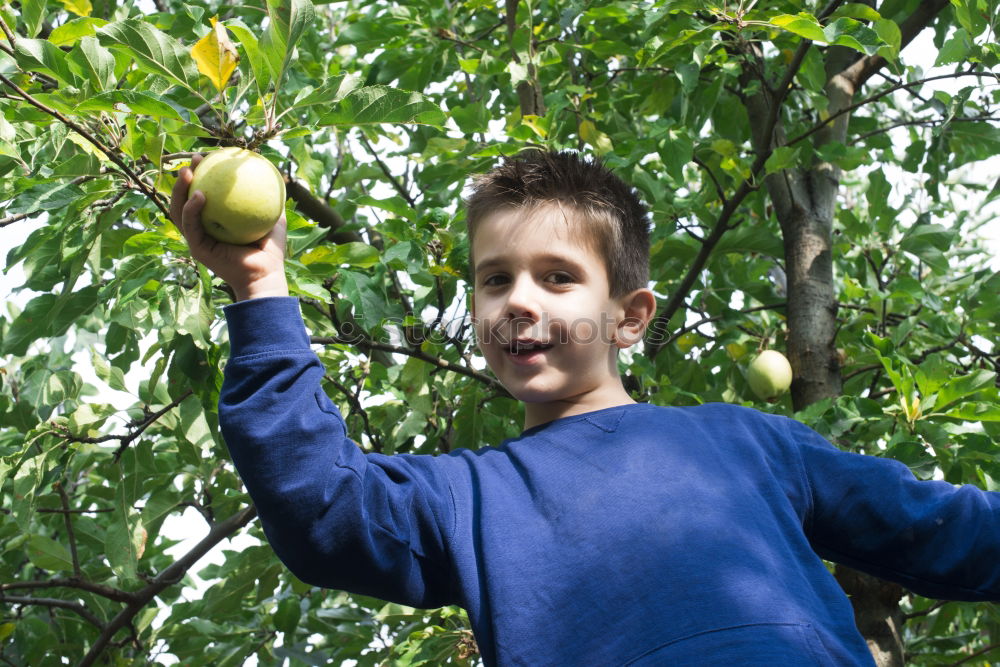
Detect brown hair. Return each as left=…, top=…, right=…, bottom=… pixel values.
left=465, top=150, right=650, bottom=298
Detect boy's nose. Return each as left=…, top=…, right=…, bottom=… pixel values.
left=504, top=276, right=541, bottom=322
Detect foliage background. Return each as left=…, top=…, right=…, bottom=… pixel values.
left=1, top=0, right=999, bottom=665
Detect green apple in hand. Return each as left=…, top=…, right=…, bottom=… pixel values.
left=188, top=147, right=286, bottom=245
left=747, top=350, right=793, bottom=402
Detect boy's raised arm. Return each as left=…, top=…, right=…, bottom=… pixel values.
left=168, top=159, right=460, bottom=609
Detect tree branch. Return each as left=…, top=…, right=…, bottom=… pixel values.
left=658, top=303, right=787, bottom=349
left=311, top=335, right=507, bottom=393
left=786, top=72, right=997, bottom=150
left=0, top=211, right=36, bottom=228
left=851, top=115, right=1000, bottom=144
left=283, top=176, right=361, bottom=245
left=0, top=594, right=104, bottom=629
left=692, top=155, right=728, bottom=205
left=358, top=134, right=417, bottom=208
left=55, top=483, right=82, bottom=579
left=78, top=505, right=258, bottom=667
left=46, top=389, right=195, bottom=462
left=646, top=167, right=766, bottom=357
left=1, top=579, right=136, bottom=604
left=0, top=73, right=170, bottom=219
left=0, top=13, right=16, bottom=46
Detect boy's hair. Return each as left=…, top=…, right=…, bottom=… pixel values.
left=465, top=150, right=650, bottom=298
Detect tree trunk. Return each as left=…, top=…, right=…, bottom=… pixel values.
left=835, top=565, right=906, bottom=666
left=780, top=204, right=843, bottom=410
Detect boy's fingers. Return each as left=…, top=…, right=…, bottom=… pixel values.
left=181, top=191, right=207, bottom=248
left=169, top=166, right=192, bottom=225
left=169, top=154, right=205, bottom=226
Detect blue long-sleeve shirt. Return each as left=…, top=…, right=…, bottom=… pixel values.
left=218, top=297, right=1000, bottom=666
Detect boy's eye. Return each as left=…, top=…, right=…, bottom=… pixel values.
left=545, top=272, right=574, bottom=285
left=482, top=274, right=509, bottom=287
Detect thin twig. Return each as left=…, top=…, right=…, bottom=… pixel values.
left=0, top=595, right=103, bottom=629
left=0, top=211, right=36, bottom=228
left=55, top=483, right=82, bottom=579
left=787, top=72, right=998, bottom=150
left=312, top=335, right=506, bottom=393
left=46, top=390, right=195, bottom=462
left=692, top=155, right=728, bottom=205
left=656, top=302, right=787, bottom=349
left=851, top=115, right=1000, bottom=144
left=0, top=13, right=16, bottom=46
left=357, top=134, right=417, bottom=208
left=1, top=579, right=135, bottom=604
left=947, top=642, right=1000, bottom=667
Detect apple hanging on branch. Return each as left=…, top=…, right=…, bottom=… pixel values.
left=746, top=349, right=793, bottom=402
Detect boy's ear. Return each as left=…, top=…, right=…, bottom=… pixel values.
left=615, top=288, right=656, bottom=349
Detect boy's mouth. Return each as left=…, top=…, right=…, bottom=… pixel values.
left=505, top=339, right=554, bottom=363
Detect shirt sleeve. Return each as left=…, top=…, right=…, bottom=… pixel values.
left=785, top=418, right=1000, bottom=601
left=217, top=296, right=458, bottom=608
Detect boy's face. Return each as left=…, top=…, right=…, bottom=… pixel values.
left=470, top=204, right=643, bottom=421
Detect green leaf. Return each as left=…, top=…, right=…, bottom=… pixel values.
left=933, top=370, right=997, bottom=411
left=66, top=36, right=116, bottom=91
left=13, top=38, right=79, bottom=86
left=874, top=19, right=902, bottom=59
left=317, top=86, right=446, bottom=127
left=823, top=18, right=881, bottom=55
left=48, top=17, right=109, bottom=46
left=288, top=74, right=361, bottom=111
left=770, top=14, right=825, bottom=42
left=260, top=0, right=316, bottom=87
left=227, top=19, right=271, bottom=97
left=354, top=194, right=416, bottom=221
left=765, top=146, right=800, bottom=174
left=339, top=270, right=394, bottom=332
left=301, top=242, right=380, bottom=269
left=944, top=403, right=1000, bottom=422
left=76, top=90, right=184, bottom=120
left=274, top=597, right=301, bottom=634
left=105, top=512, right=147, bottom=582
left=20, top=0, right=48, bottom=38
left=97, top=19, right=200, bottom=92
left=91, top=349, right=128, bottom=392
left=830, top=3, right=882, bottom=21
left=1, top=286, right=102, bottom=356
left=26, top=535, right=75, bottom=572
left=936, top=28, right=971, bottom=65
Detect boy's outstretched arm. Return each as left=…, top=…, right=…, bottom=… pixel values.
left=786, top=418, right=1000, bottom=601
left=169, top=159, right=460, bottom=608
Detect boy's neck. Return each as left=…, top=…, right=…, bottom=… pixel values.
left=522, top=384, right=637, bottom=431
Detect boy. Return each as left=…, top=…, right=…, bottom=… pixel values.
left=171, top=150, right=1000, bottom=665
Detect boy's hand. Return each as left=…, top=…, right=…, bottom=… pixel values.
left=170, top=153, right=290, bottom=302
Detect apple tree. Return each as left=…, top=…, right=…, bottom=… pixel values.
left=1, top=0, right=998, bottom=665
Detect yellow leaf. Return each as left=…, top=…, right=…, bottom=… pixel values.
left=579, top=119, right=614, bottom=154
left=60, top=0, right=92, bottom=17
left=521, top=114, right=548, bottom=139
left=191, top=17, right=239, bottom=92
